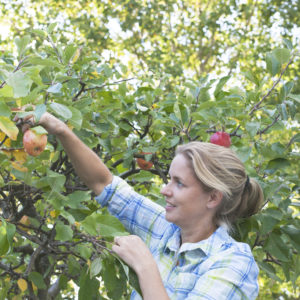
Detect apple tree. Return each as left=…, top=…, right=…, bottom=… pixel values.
left=0, top=25, right=299, bottom=299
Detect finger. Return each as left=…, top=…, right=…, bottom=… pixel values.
left=15, top=114, right=36, bottom=133
left=114, top=236, right=121, bottom=245
left=112, top=244, right=120, bottom=254
left=22, top=114, right=36, bottom=123
left=21, top=123, right=32, bottom=133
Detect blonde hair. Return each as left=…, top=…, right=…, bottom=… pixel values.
left=176, top=142, right=264, bottom=230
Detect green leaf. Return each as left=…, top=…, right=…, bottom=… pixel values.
left=49, top=102, right=72, bottom=119
left=46, top=170, right=66, bottom=192
left=279, top=82, right=294, bottom=102
left=257, top=214, right=278, bottom=235
left=280, top=103, right=288, bottom=120
left=288, top=94, right=300, bottom=104
left=14, top=35, right=31, bottom=57
left=0, top=174, right=4, bottom=187
left=90, top=257, right=102, bottom=278
left=245, top=122, right=260, bottom=137
left=68, top=107, right=82, bottom=130
left=270, top=142, right=285, bottom=156
left=288, top=133, right=300, bottom=145
left=272, top=48, right=291, bottom=64
left=5, top=222, right=16, bottom=251
left=47, top=83, right=62, bottom=94
left=173, top=101, right=182, bottom=124
left=31, top=29, right=47, bottom=38
left=265, top=233, right=290, bottom=262
left=0, top=85, right=14, bottom=98
left=101, top=258, right=124, bottom=300
left=34, top=104, right=47, bottom=122
left=28, top=272, right=47, bottom=289
left=258, top=261, right=281, bottom=281
left=116, top=257, right=142, bottom=297
left=0, top=223, right=9, bottom=256
left=6, top=71, right=33, bottom=98
left=0, top=101, right=11, bottom=117
left=266, top=52, right=281, bottom=76
left=283, top=81, right=294, bottom=97
left=168, top=136, right=180, bottom=148
left=47, top=23, right=57, bottom=34
left=242, top=71, right=259, bottom=85
left=236, top=146, right=252, bottom=163
left=75, top=244, right=93, bottom=260
left=214, top=76, right=230, bottom=97
left=78, top=267, right=100, bottom=300
left=282, top=38, right=293, bottom=50
left=68, top=191, right=90, bottom=209
left=64, top=44, right=77, bottom=63
left=55, top=222, right=73, bottom=241
left=281, top=225, right=300, bottom=252
left=0, top=116, right=19, bottom=140
left=265, top=158, right=290, bottom=175
left=32, top=125, right=48, bottom=135
left=81, top=212, right=128, bottom=237
left=26, top=57, right=62, bottom=69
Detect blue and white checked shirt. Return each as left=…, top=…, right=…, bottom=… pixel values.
left=96, top=176, right=259, bottom=300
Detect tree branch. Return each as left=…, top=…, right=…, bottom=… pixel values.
left=24, top=245, right=43, bottom=277
left=72, top=81, right=86, bottom=101
left=0, top=56, right=28, bottom=89
left=249, top=55, right=295, bottom=116
left=85, top=77, right=136, bottom=91
left=257, top=113, right=280, bottom=135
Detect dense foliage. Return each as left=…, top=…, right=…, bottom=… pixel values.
left=0, top=0, right=299, bottom=299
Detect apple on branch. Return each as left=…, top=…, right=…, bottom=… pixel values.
left=23, top=127, right=48, bottom=157
left=136, top=152, right=153, bottom=170
left=209, top=131, right=231, bottom=148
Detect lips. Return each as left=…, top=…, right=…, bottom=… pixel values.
left=165, top=201, right=176, bottom=212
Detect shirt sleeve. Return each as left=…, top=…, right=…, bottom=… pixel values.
left=185, top=250, right=259, bottom=300
left=95, top=176, right=168, bottom=245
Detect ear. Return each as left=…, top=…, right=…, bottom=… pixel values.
left=207, top=190, right=223, bottom=209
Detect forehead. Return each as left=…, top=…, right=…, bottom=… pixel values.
left=169, top=154, right=194, bottom=178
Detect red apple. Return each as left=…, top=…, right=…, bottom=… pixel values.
left=136, top=152, right=153, bottom=170
left=23, top=129, right=47, bottom=156
left=210, top=131, right=231, bottom=148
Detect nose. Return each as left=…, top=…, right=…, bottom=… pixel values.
left=160, top=182, right=172, bottom=196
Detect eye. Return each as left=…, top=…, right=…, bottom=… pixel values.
left=176, top=180, right=184, bottom=187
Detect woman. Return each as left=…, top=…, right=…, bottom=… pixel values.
left=20, top=112, right=264, bottom=299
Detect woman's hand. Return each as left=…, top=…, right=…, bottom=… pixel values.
left=15, top=111, right=67, bottom=136
left=112, top=235, right=156, bottom=275
left=113, top=235, right=170, bottom=300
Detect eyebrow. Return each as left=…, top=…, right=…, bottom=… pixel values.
left=169, top=174, right=185, bottom=182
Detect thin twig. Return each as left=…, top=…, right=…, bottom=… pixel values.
left=0, top=135, right=8, bottom=147
left=249, top=55, right=295, bottom=116
left=47, top=36, right=63, bottom=64
left=24, top=245, right=43, bottom=276
left=72, top=81, right=86, bottom=101
left=85, top=77, right=136, bottom=91
left=257, top=113, right=281, bottom=135
left=0, top=56, right=28, bottom=89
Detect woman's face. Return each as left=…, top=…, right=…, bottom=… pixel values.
left=160, top=154, right=214, bottom=229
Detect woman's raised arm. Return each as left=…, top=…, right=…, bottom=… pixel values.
left=22, top=112, right=113, bottom=195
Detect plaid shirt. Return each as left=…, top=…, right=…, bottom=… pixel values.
left=96, top=176, right=259, bottom=300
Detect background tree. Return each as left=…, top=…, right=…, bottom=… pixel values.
left=0, top=0, right=299, bottom=299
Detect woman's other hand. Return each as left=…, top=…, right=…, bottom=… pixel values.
left=113, top=235, right=156, bottom=275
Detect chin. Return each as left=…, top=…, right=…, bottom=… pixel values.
left=165, top=213, right=177, bottom=224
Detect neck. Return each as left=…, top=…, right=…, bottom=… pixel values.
left=180, top=222, right=217, bottom=244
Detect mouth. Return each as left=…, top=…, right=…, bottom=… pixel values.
left=165, top=201, right=176, bottom=211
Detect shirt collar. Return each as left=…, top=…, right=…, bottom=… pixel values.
left=165, top=226, right=232, bottom=257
